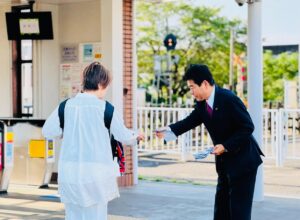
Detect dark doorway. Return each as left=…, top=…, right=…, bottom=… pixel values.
left=11, top=5, right=33, bottom=118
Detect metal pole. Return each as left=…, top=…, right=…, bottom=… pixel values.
left=229, top=29, right=234, bottom=90
left=167, top=51, right=172, bottom=106
left=247, top=0, right=264, bottom=201
left=298, top=45, right=300, bottom=108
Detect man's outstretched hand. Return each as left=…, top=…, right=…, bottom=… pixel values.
left=155, top=127, right=168, bottom=139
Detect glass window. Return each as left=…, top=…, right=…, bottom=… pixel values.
left=21, top=40, right=32, bottom=60
left=21, top=63, right=33, bottom=114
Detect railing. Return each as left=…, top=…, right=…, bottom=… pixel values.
left=277, top=109, right=300, bottom=163
left=137, top=107, right=300, bottom=166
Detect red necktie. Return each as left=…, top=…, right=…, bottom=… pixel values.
left=206, top=102, right=213, bottom=117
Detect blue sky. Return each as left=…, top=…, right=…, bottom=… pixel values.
left=194, top=0, right=300, bottom=45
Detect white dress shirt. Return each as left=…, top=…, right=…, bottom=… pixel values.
left=206, top=85, right=215, bottom=109
left=42, top=93, right=138, bottom=207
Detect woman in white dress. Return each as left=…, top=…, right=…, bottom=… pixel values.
left=42, top=62, right=144, bottom=220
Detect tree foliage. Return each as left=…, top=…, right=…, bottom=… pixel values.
left=136, top=1, right=246, bottom=104
left=136, top=0, right=298, bottom=105
left=263, top=51, right=298, bottom=102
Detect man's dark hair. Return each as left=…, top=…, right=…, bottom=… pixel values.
left=183, top=64, right=215, bottom=86
left=82, top=62, right=111, bottom=90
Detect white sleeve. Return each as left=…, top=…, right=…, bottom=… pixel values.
left=42, top=106, right=62, bottom=139
left=156, top=126, right=177, bottom=142
left=110, top=109, right=137, bottom=146
left=164, top=127, right=177, bottom=142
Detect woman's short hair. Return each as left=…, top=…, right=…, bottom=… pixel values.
left=82, top=62, right=111, bottom=90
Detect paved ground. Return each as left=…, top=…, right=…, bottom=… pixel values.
left=0, top=181, right=299, bottom=220
left=0, top=184, right=142, bottom=220
left=138, top=152, right=300, bottom=199
left=0, top=153, right=299, bottom=219
left=109, top=181, right=300, bottom=220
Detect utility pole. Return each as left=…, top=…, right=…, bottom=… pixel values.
left=166, top=51, right=172, bottom=106
left=247, top=0, right=264, bottom=201
left=234, top=0, right=264, bottom=201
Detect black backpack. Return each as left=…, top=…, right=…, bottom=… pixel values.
left=58, top=99, right=125, bottom=172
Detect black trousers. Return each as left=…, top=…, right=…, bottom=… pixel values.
left=213, top=168, right=258, bottom=220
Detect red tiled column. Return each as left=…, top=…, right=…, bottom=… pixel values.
left=118, top=0, right=134, bottom=187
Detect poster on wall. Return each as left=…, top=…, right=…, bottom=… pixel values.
left=60, top=63, right=88, bottom=100
left=83, top=44, right=93, bottom=62
left=79, top=42, right=102, bottom=63
left=61, top=44, right=78, bottom=63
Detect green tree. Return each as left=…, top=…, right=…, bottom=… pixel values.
left=263, top=51, right=298, bottom=102
left=136, top=0, right=247, bottom=104
left=136, top=1, right=299, bottom=106
left=136, top=1, right=181, bottom=104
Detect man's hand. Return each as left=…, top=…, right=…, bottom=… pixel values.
left=212, top=144, right=226, bottom=156
left=155, top=131, right=165, bottom=139
left=155, top=127, right=167, bottom=139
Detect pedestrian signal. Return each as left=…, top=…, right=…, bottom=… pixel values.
left=164, top=33, right=177, bottom=51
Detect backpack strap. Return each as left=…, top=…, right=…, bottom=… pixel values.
left=104, top=101, right=120, bottom=159
left=58, top=98, right=69, bottom=130
left=104, top=101, right=114, bottom=131
left=59, top=99, right=114, bottom=131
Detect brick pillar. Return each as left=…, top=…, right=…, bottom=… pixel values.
left=118, top=0, right=134, bottom=187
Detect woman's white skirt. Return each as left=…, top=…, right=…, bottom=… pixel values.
left=65, top=202, right=107, bottom=220
left=58, top=161, right=120, bottom=207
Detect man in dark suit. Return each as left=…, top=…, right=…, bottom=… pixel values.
left=156, top=64, right=264, bottom=220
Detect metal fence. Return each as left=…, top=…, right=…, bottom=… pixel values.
left=137, top=107, right=300, bottom=166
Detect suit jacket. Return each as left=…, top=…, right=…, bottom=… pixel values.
left=170, top=86, right=263, bottom=178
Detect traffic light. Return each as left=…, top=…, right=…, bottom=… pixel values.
left=164, top=33, right=177, bottom=51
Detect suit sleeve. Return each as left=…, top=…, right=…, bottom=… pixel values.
left=223, top=95, right=255, bottom=153
left=169, top=108, right=202, bottom=136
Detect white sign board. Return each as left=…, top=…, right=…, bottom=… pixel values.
left=60, top=63, right=88, bottom=100
left=61, top=44, right=78, bottom=63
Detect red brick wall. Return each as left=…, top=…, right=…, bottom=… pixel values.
left=118, top=0, right=134, bottom=187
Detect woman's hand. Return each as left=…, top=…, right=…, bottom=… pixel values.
left=137, top=133, right=145, bottom=142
